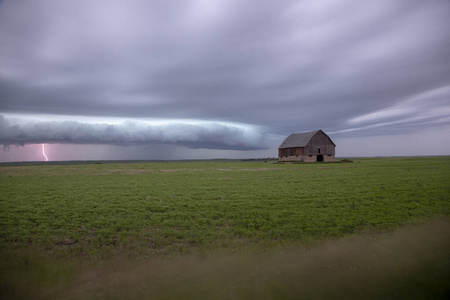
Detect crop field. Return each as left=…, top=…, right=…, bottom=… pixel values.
left=1, top=157, right=449, bottom=299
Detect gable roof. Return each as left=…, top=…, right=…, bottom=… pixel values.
left=278, top=130, right=325, bottom=149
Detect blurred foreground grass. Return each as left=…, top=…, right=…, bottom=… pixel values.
left=1, top=219, right=449, bottom=299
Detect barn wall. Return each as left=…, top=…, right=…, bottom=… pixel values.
left=278, top=147, right=303, bottom=161
left=303, top=131, right=335, bottom=155
left=324, top=154, right=335, bottom=162
left=303, top=155, right=317, bottom=162
left=278, top=154, right=335, bottom=162
left=299, top=154, right=335, bottom=162
left=278, top=156, right=303, bottom=162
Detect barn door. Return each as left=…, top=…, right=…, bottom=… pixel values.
left=317, top=155, right=324, bottom=162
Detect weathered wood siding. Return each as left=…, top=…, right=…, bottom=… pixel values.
left=303, top=131, right=335, bottom=156
left=279, top=147, right=303, bottom=161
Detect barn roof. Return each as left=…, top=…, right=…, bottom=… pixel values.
left=279, top=130, right=332, bottom=149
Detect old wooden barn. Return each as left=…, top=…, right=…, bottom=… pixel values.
left=278, top=130, right=336, bottom=162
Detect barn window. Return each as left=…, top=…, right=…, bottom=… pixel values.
left=318, top=148, right=321, bottom=154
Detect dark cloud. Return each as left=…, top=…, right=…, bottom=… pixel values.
left=0, top=115, right=267, bottom=150
left=0, top=0, right=449, bottom=157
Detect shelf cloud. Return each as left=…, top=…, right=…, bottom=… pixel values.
left=0, top=115, right=267, bottom=150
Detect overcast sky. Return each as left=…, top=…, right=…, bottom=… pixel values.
left=1, top=0, right=449, bottom=162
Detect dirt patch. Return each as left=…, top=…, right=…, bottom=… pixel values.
left=158, top=169, right=181, bottom=173
left=214, top=168, right=283, bottom=172
left=319, top=166, right=355, bottom=169
left=237, top=168, right=284, bottom=171
left=107, top=169, right=155, bottom=174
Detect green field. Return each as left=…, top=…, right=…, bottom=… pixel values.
left=1, top=157, right=449, bottom=299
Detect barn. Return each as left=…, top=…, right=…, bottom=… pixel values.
left=278, top=130, right=336, bottom=162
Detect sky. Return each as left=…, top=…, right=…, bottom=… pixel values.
left=0, top=0, right=449, bottom=162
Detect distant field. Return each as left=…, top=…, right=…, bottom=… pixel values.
left=1, top=157, right=449, bottom=299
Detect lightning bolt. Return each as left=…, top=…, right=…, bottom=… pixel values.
left=42, top=144, right=48, bottom=161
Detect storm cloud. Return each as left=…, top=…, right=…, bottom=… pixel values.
left=0, top=0, right=449, bottom=160
left=0, top=115, right=266, bottom=150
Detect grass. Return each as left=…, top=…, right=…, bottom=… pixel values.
left=2, top=220, right=450, bottom=299
left=0, top=157, right=449, bottom=299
